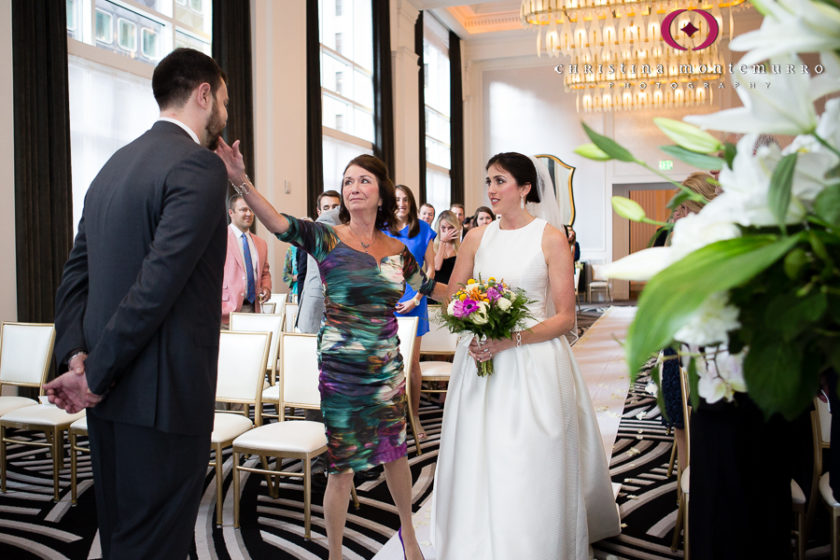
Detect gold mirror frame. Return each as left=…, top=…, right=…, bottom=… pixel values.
left=534, top=154, right=576, bottom=226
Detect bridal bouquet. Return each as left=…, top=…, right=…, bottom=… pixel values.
left=440, top=277, right=532, bottom=377
left=575, top=0, right=840, bottom=419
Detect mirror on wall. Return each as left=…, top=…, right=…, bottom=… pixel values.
left=534, top=154, right=576, bottom=226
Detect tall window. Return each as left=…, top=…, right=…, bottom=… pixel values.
left=65, top=0, right=211, bottom=230
left=423, top=16, right=451, bottom=213
left=319, top=0, right=374, bottom=190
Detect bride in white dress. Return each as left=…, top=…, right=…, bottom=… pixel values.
left=432, top=152, right=620, bottom=559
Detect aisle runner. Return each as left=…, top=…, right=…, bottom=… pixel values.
left=373, top=306, right=636, bottom=560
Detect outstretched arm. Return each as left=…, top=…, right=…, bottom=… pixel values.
left=215, top=137, right=290, bottom=235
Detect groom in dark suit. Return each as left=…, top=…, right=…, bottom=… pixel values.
left=46, top=48, right=229, bottom=559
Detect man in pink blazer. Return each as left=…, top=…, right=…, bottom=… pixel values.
left=222, top=193, right=271, bottom=324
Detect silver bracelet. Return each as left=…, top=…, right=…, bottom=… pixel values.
left=230, top=174, right=252, bottom=196
left=515, top=331, right=522, bottom=347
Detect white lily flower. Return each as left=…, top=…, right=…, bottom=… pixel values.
left=710, top=134, right=811, bottom=226
left=685, top=55, right=818, bottom=135
left=674, top=291, right=741, bottom=347
left=729, top=0, right=840, bottom=66
left=669, top=210, right=742, bottom=261
left=601, top=247, right=675, bottom=282
left=691, top=346, right=747, bottom=404
left=812, top=51, right=840, bottom=101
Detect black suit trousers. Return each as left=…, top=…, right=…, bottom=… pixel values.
left=86, top=413, right=210, bottom=560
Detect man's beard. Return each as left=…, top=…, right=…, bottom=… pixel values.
left=205, top=100, right=224, bottom=150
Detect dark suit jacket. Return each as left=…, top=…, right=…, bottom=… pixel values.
left=54, top=121, right=228, bottom=436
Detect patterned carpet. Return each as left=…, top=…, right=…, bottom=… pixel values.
left=2, top=305, right=817, bottom=559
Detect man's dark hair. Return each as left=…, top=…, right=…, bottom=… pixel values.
left=152, top=48, right=226, bottom=110
left=228, top=193, right=245, bottom=211
left=317, top=189, right=341, bottom=210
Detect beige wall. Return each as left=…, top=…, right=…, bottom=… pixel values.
left=0, top=0, right=17, bottom=322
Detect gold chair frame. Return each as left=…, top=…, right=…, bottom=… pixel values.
left=210, top=330, right=271, bottom=526
left=232, top=332, right=359, bottom=539
left=396, top=316, right=421, bottom=455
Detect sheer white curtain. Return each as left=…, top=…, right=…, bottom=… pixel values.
left=68, top=55, right=158, bottom=233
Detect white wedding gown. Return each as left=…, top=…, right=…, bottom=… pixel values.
left=432, top=218, right=620, bottom=559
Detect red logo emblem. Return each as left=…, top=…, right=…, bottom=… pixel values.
left=661, top=9, right=720, bottom=51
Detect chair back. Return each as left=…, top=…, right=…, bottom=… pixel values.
left=229, top=312, right=285, bottom=384
left=420, top=306, right=459, bottom=356
left=283, top=303, right=299, bottom=332
left=266, top=293, right=288, bottom=316
left=815, top=394, right=831, bottom=447
left=216, top=331, right=271, bottom=421
left=396, top=317, right=419, bottom=379
left=279, top=333, right=320, bottom=416
left=0, top=322, right=56, bottom=393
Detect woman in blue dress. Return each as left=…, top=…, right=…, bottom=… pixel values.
left=386, top=185, right=437, bottom=439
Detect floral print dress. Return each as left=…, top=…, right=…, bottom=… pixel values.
left=278, top=215, right=436, bottom=473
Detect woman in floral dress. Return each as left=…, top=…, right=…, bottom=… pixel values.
left=216, top=140, right=442, bottom=560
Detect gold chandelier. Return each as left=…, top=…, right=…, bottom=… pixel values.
left=520, top=0, right=748, bottom=112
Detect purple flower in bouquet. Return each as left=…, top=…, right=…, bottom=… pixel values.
left=486, top=286, right=501, bottom=302
left=461, top=299, right=478, bottom=315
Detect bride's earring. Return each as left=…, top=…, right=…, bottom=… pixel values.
left=520, top=196, right=525, bottom=210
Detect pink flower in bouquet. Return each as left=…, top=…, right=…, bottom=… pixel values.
left=451, top=299, right=477, bottom=319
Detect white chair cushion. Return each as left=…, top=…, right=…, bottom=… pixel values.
left=0, top=404, right=85, bottom=427
left=681, top=465, right=690, bottom=494
left=69, top=415, right=88, bottom=432
left=420, top=361, right=452, bottom=378
left=211, top=412, right=254, bottom=443
left=791, top=479, right=806, bottom=505
left=233, top=420, right=327, bottom=453
left=261, top=384, right=280, bottom=402
left=820, top=472, right=840, bottom=508
left=0, top=396, right=38, bottom=416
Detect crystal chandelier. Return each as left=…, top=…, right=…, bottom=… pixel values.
left=520, top=0, right=749, bottom=111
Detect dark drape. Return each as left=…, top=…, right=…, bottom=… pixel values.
left=448, top=30, right=464, bottom=206
left=12, top=0, right=73, bottom=323
left=415, top=11, right=427, bottom=201
left=306, top=0, right=324, bottom=217
left=212, top=0, right=255, bottom=195
left=372, top=0, right=395, bottom=180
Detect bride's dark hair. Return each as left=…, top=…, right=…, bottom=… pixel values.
left=486, top=152, right=541, bottom=203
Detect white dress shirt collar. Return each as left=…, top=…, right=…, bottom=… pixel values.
left=157, top=117, right=200, bottom=144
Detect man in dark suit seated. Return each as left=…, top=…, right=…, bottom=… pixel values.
left=46, top=48, right=230, bottom=559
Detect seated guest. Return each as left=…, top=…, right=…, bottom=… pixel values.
left=222, top=194, right=271, bottom=325
left=419, top=202, right=436, bottom=225
left=473, top=206, right=495, bottom=226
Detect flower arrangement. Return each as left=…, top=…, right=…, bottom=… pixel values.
left=440, top=277, right=533, bottom=377
left=575, top=0, right=840, bottom=419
